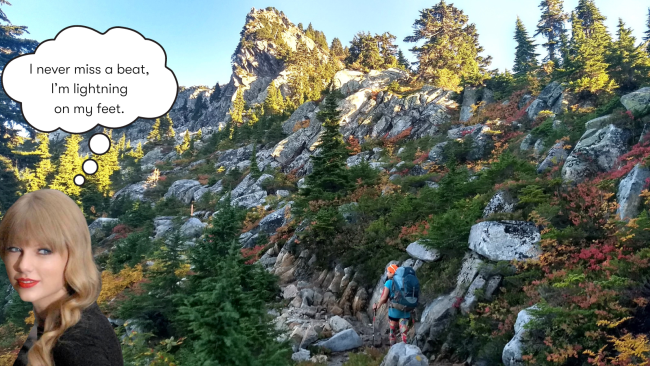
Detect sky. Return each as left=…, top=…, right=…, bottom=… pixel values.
left=5, top=0, right=650, bottom=88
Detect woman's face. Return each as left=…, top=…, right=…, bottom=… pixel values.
left=387, top=270, right=395, bottom=279
left=2, top=239, right=68, bottom=313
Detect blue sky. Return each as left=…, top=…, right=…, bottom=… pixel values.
left=6, top=0, right=650, bottom=88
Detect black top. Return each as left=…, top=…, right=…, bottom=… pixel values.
left=13, top=302, right=123, bottom=366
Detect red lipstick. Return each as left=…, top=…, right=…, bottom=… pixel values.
left=16, top=278, right=39, bottom=288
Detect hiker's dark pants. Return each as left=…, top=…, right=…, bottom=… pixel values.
left=388, top=316, right=409, bottom=345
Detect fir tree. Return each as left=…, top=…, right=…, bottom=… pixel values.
left=567, top=11, right=617, bottom=94
left=606, top=19, right=650, bottom=93
left=330, top=37, right=345, bottom=57
left=299, top=90, right=352, bottom=202
left=404, top=0, right=492, bottom=90
left=645, top=8, right=650, bottom=54
left=175, top=130, right=191, bottom=156
left=159, top=113, right=176, bottom=141
left=397, top=49, right=411, bottom=72
left=513, top=17, right=539, bottom=75
left=263, top=82, right=284, bottom=115
left=346, top=31, right=385, bottom=71
left=175, top=240, right=291, bottom=366
left=249, top=142, right=261, bottom=179
left=575, top=0, right=607, bottom=39
left=117, top=132, right=126, bottom=159
left=209, top=82, right=222, bottom=103
left=376, top=32, right=398, bottom=68
left=114, top=228, right=187, bottom=336
left=192, top=95, right=206, bottom=121
left=49, top=134, right=83, bottom=197
left=0, top=2, right=38, bottom=138
left=230, top=87, right=245, bottom=125
left=87, top=129, right=120, bottom=196
left=535, top=0, right=569, bottom=65
left=148, top=118, right=162, bottom=143
left=305, top=22, right=315, bottom=40
left=28, top=132, right=54, bottom=192
left=128, top=142, right=144, bottom=162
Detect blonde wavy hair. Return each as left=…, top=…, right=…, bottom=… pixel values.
left=0, top=189, right=101, bottom=366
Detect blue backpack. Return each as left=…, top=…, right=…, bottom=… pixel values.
left=389, top=266, right=420, bottom=312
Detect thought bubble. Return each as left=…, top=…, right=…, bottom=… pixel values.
left=1, top=25, right=178, bottom=134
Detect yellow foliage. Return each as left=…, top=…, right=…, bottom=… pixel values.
left=608, top=333, right=650, bottom=365
left=97, top=264, right=144, bottom=305
left=597, top=317, right=633, bottom=328
left=175, top=263, right=191, bottom=277
left=24, top=311, right=34, bottom=326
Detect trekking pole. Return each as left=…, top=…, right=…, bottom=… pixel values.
left=372, top=307, right=376, bottom=347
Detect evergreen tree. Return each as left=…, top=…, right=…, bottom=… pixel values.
left=192, top=95, right=206, bottom=121
left=645, top=8, right=650, bottom=54
left=249, top=143, right=261, bottom=179
left=49, top=134, right=83, bottom=197
left=567, top=10, right=616, bottom=94
left=263, top=82, right=284, bottom=115
left=575, top=0, right=607, bottom=39
left=404, top=1, right=492, bottom=91
left=346, top=31, right=385, bottom=71
left=299, top=91, right=352, bottom=202
left=513, top=17, right=539, bottom=75
left=396, top=49, right=411, bottom=71
left=376, top=32, right=399, bottom=68
left=117, top=132, right=126, bottom=159
left=0, top=2, right=38, bottom=138
left=535, top=0, right=569, bottom=65
left=175, top=130, right=191, bottom=156
left=305, top=23, right=315, bottom=40
left=128, top=142, right=144, bottom=162
left=28, top=132, right=54, bottom=192
left=115, top=228, right=187, bottom=337
left=330, top=37, right=345, bottom=58
left=230, top=87, right=245, bottom=125
left=87, top=129, right=120, bottom=196
left=175, top=240, right=291, bottom=366
left=159, top=113, right=176, bottom=141
left=606, top=19, right=650, bottom=93
left=209, top=82, right=222, bottom=103
left=148, top=118, right=162, bottom=143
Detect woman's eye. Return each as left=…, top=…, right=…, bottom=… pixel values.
left=6, top=247, right=20, bottom=253
left=38, top=249, right=52, bottom=255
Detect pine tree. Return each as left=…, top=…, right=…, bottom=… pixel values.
left=209, top=82, right=222, bottom=103
left=263, top=82, right=284, bottom=115
left=175, top=240, right=291, bottom=366
left=606, top=19, right=650, bottom=93
left=128, top=142, right=144, bottom=162
left=513, top=17, right=539, bottom=75
left=28, top=132, right=54, bottom=192
left=230, top=87, right=245, bottom=125
left=148, top=118, right=162, bottom=143
left=397, top=49, right=411, bottom=71
left=159, top=113, right=176, bottom=141
left=117, top=132, right=126, bottom=159
left=249, top=143, right=261, bottom=179
left=0, top=2, right=38, bottom=138
left=192, top=95, right=206, bottom=121
left=535, top=0, right=569, bottom=65
left=87, top=129, right=120, bottom=196
left=330, top=37, right=345, bottom=58
left=49, top=134, right=83, bottom=197
left=175, top=130, right=191, bottom=156
left=346, top=31, right=385, bottom=71
left=645, top=8, right=650, bottom=54
left=567, top=11, right=617, bottom=94
left=404, top=1, right=492, bottom=91
left=305, top=23, right=315, bottom=40
left=299, top=91, right=352, bottom=202
left=575, top=0, right=607, bottom=39
left=376, top=32, right=398, bottom=68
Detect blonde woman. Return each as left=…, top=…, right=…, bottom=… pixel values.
left=0, top=189, right=123, bottom=366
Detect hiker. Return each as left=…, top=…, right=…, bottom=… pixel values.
left=372, top=263, right=419, bottom=346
